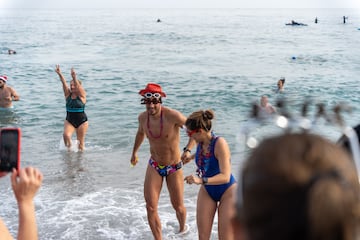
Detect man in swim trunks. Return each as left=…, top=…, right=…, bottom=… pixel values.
left=55, top=65, right=88, bottom=151
left=0, top=75, right=19, bottom=108
left=130, top=83, right=195, bottom=240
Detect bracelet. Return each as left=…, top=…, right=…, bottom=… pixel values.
left=183, top=147, right=191, bottom=153
left=202, top=177, right=208, bottom=184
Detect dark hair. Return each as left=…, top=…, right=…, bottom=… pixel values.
left=238, top=133, right=360, bottom=240
left=185, top=109, right=214, bottom=132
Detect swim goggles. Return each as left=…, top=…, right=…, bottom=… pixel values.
left=186, top=128, right=199, bottom=137
left=143, top=92, right=161, bottom=99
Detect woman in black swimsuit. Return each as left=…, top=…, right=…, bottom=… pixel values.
left=55, top=65, right=88, bottom=151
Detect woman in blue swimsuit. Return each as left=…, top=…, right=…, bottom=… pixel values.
left=55, top=65, right=88, bottom=151
left=184, top=109, right=236, bottom=240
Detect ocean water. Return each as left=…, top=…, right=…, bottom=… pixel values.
left=0, top=8, right=359, bottom=239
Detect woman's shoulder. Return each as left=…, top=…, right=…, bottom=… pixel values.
left=214, top=136, right=229, bottom=148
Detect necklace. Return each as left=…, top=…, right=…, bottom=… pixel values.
left=196, top=135, right=215, bottom=177
left=147, top=108, right=163, bottom=139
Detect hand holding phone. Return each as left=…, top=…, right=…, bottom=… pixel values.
left=0, top=128, right=21, bottom=172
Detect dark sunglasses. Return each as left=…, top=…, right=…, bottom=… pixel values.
left=141, top=98, right=162, bottom=105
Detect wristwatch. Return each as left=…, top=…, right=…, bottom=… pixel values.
left=202, top=177, right=208, bottom=184
left=183, top=147, right=191, bottom=153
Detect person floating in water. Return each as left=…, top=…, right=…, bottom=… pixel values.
left=343, top=16, right=348, bottom=24
left=156, top=18, right=161, bottom=23
left=315, top=17, right=318, bottom=24
left=8, top=49, right=16, bottom=55
left=286, top=20, right=307, bottom=26
left=276, top=78, right=285, bottom=93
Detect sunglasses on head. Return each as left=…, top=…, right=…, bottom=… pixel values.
left=143, top=92, right=161, bottom=99
left=141, top=98, right=162, bottom=105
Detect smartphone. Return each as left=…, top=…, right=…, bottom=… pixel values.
left=0, top=128, right=21, bottom=172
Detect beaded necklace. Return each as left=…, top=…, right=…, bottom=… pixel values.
left=147, top=108, right=163, bottom=139
left=196, top=135, right=216, bottom=177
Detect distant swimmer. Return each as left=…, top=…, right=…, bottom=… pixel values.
left=0, top=75, right=20, bottom=108
left=315, top=17, right=318, bottom=24
left=8, top=49, right=16, bottom=55
left=343, top=16, right=348, bottom=24
left=156, top=18, right=161, bottom=23
left=260, top=95, right=276, bottom=115
left=276, top=78, right=285, bottom=93
left=286, top=20, right=307, bottom=26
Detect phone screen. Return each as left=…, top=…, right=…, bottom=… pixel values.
left=0, top=129, right=20, bottom=172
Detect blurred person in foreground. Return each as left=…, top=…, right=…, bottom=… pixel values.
left=184, top=109, right=236, bottom=240
left=0, top=167, right=43, bottom=240
left=337, top=124, right=360, bottom=157
left=233, top=132, right=360, bottom=240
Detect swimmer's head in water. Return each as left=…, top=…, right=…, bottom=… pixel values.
left=278, top=78, right=285, bottom=88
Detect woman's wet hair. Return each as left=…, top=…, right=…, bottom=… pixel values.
left=237, top=133, right=360, bottom=240
left=185, top=109, right=214, bottom=132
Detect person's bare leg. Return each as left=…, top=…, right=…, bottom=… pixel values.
left=63, top=120, right=75, bottom=149
left=166, top=169, right=187, bottom=232
left=76, top=121, right=88, bottom=151
left=196, top=187, right=217, bottom=240
left=218, top=184, right=236, bottom=240
left=144, top=164, right=163, bottom=240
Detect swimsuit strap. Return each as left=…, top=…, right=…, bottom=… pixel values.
left=147, top=108, right=163, bottom=139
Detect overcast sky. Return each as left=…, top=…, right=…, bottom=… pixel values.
left=1, top=0, right=360, bottom=9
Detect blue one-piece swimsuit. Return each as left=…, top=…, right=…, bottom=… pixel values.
left=195, top=135, right=236, bottom=202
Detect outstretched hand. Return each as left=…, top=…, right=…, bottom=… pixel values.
left=11, top=167, right=43, bottom=204
left=71, top=68, right=77, bottom=80
left=55, top=64, right=62, bottom=75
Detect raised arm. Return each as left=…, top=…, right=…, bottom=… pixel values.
left=71, top=68, right=86, bottom=103
left=11, top=167, right=43, bottom=240
left=55, top=65, right=70, bottom=98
